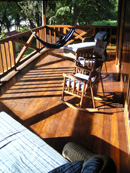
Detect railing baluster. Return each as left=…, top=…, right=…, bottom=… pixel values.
left=1, top=43, right=8, bottom=72
left=5, top=42, right=11, bottom=70
left=36, top=31, right=39, bottom=49
left=0, top=46, right=4, bottom=74
left=9, top=41, right=15, bottom=67
left=39, top=29, right=42, bottom=48
left=58, top=27, right=61, bottom=41
left=110, top=28, right=112, bottom=46
left=49, top=29, right=52, bottom=44
left=41, top=29, right=44, bottom=48
left=54, top=27, right=56, bottom=43
left=44, top=27, right=47, bottom=42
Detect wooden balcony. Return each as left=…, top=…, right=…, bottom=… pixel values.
left=0, top=25, right=116, bottom=82
left=0, top=25, right=129, bottom=172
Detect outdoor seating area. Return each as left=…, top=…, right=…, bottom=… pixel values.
left=0, top=43, right=128, bottom=172
left=62, top=31, right=109, bottom=59
left=61, top=39, right=108, bottom=111
left=0, top=0, right=130, bottom=172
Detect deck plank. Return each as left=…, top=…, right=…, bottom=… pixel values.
left=0, top=51, right=129, bottom=173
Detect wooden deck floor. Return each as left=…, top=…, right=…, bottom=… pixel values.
left=0, top=51, right=129, bottom=173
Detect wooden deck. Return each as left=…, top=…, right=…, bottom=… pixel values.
left=0, top=51, right=129, bottom=173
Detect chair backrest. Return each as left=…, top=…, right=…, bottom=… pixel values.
left=94, top=31, right=109, bottom=42
left=93, top=39, right=108, bottom=60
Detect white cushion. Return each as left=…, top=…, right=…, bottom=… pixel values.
left=65, top=73, right=96, bottom=90
left=74, top=73, right=95, bottom=82
left=63, top=42, right=96, bottom=52
left=66, top=78, right=84, bottom=90
left=74, top=73, right=89, bottom=80
left=78, top=57, right=95, bottom=67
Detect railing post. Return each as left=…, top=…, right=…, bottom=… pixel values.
left=9, top=41, right=16, bottom=71
left=42, top=0, right=46, bottom=26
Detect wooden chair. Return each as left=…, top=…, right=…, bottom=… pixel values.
left=75, top=39, right=108, bottom=75
left=61, top=59, right=104, bottom=112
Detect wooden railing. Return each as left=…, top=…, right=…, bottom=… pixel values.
left=47, top=25, right=117, bottom=48
left=0, top=25, right=117, bottom=82
left=0, top=26, right=46, bottom=82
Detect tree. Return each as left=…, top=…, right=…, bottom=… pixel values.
left=0, top=1, right=42, bottom=35
left=0, top=2, right=20, bottom=32
left=0, top=0, right=118, bottom=36
left=17, top=1, right=42, bottom=29
left=46, top=0, right=118, bottom=25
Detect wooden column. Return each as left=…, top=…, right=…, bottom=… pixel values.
left=116, top=0, right=126, bottom=74
left=42, top=0, right=46, bottom=26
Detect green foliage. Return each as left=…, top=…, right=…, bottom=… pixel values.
left=93, top=20, right=117, bottom=26
left=17, top=1, right=42, bottom=28
left=23, top=48, right=34, bottom=58
left=0, top=1, right=42, bottom=35
left=0, top=0, right=118, bottom=37
left=0, top=2, right=20, bottom=32
left=56, top=6, right=70, bottom=16
left=46, top=0, right=118, bottom=25
left=48, top=6, right=70, bottom=24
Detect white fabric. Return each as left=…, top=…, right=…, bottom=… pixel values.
left=74, top=73, right=96, bottom=83
left=74, top=73, right=89, bottom=80
left=65, top=73, right=96, bottom=90
left=0, top=112, right=68, bottom=173
left=66, top=78, right=84, bottom=90
left=78, top=57, right=95, bottom=67
left=63, top=42, right=96, bottom=52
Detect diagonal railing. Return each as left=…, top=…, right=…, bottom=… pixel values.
left=0, top=25, right=117, bottom=82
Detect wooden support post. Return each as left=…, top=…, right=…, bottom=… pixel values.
left=16, top=32, right=36, bottom=63
left=42, top=0, right=46, bottom=26
left=116, top=0, right=126, bottom=73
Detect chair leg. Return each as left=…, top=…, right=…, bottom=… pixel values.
left=61, top=77, right=66, bottom=101
left=100, top=73, right=105, bottom=97
left=104, top=62, right=108, bottom=74
left=101, top=61, right=109, bottom=79
left=90, top=83, right=96, bottom=109
left=80, top=83, right=86, bottom=108
left=80, top=95, right=84, bottom=108
left=61, top=91, right=65, bottom=101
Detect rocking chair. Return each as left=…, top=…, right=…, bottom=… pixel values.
left=61, top=59, right=104, bottom=112
left=75, top=39, right=108, bottom=76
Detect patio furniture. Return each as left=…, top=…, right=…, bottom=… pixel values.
left=61, top=31, right=109, bottom=60
left=82, top=31, right=109, bottom=43
left=0, top=111, right=68, bottom=172
left=61, top=59, right=104, bottom=112
left=75, top=39, right=108, bottom=75
left=33, top=27, right=75, bottom=49
left=62, top=41, right=96, bottom=60
left=0, top=112, right=116, bottom=172
left=62, top=142, right=116, bottom=173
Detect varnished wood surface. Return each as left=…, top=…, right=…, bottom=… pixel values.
left=0, top=51, right=129, bottom=173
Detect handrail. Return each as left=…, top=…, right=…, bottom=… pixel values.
left=0, top=25, right=117, bottom=82
left=47, top=25, right=117, bottom=47
left=0, top=26, right=46, bottom=82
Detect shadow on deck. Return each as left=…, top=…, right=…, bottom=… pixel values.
left=0, top=51, right=129, bottom=173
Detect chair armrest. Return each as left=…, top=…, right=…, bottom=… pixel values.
left=63, top=73, right=88, bottom=83
left=62, top=142, right=95, bottom=162
left=82, top=36, right=94, bottom=42
left=62, top=142, right=116, bottom=173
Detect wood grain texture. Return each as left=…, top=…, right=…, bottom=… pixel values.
left=0, top=51, right=129, bottom=173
